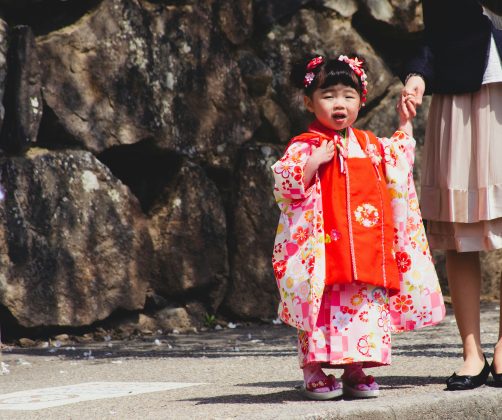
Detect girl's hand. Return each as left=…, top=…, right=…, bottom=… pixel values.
left=303, top=140, right=335, bottom=187
left=311, top=140, right=335, bottom=167
left=397, top=74, right=425, bottom=121
left=399, top=94, right=417, bottom=119
left=398, top=95, right=416, bottom=137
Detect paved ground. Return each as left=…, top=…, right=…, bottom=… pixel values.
left=0, top=303, right=502, bottom=419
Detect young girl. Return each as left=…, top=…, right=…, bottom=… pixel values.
left=271, top=53, right=445, bottom=400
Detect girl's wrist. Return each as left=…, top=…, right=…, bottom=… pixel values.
left=398, top=120, right=413, bottom=137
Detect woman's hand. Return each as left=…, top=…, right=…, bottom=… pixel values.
left=396, top=74, right=425, bottom=137
left=401, top=75, right=425, bottom=109
left=398, top=75, right=425, bottom=120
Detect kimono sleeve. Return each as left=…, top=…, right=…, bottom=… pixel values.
left=379, top=130, right=446, bottom=331
left=378, top=131, right=416, bottom=227
left=378, top=130, right=416, bottom=176
left=271, top=141, right=315, bottom=207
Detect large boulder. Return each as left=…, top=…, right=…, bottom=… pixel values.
left=148, top=161, right=228, bottom=311
left=0, top=148, right=152, bottom=327
left=224, top=143, right=282, bottom=319
left=36, top=0, right=260, bottom=168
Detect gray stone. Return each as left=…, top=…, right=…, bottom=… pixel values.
left=148, top=161, right=228, bottom=309
left=218, top=0, right=253, bottom=45
left=18, top=337, right=36, bottom=347
left=237, top=50, right=273, bottom=97
left=154, top=307, right=193, bottom=332
left=259, top=98, right=291, bottom=143
left=224, top=143, right=283, bottom=320
left=36, top=0, right=260, bottom=169
left=362, top=0, right=393, bottom=23
left=322, top=0, right=358, bottom=17
left=361, top=0, right=424, bottom=32
left=254, top=0, right=310, bottom=30
left=0, top=148, right=152, bottom=327
left=137, top=314, right=157, bottom=334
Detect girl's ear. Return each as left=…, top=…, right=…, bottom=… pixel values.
left=304, top=95, right=315, bottom=113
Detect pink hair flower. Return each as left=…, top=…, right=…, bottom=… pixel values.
left=338, top=54, right=369, bottom=106
left=304, top=72, right=315, bottom=87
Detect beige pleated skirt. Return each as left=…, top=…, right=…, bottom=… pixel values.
left=420, top=82, right=502, bottom=252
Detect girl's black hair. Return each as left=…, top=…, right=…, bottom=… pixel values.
left=290, top=53, right=368, bottom=97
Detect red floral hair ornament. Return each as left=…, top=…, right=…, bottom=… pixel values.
left=303, top=56, right=324, bottom=87
left=338, top=55, right=368, bottom=106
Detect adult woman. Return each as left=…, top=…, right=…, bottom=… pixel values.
left=400, top=0, right=502, bottom=390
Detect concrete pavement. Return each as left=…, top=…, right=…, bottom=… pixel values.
left=0, top=303, right=502, bottom=419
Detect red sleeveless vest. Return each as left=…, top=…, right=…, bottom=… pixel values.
left=289, top=124, right=400, bottom=291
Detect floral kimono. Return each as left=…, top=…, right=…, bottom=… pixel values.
left=272, top=122, right=445, bottom=367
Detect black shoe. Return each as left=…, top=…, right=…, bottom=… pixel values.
left=491, top=361, right=502, bottom=387
left=446, top=356, right=490, bottom=391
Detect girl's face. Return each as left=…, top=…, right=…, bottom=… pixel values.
left=304, top=83, right=361, bottom=131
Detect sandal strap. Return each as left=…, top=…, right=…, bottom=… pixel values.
left=342, top=366, right=376, bottom=386
left=365, top=375, right=375, bottom=385
left=306, top=374, right=336, bottom=391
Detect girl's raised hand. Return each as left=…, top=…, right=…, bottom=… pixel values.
left=398, top=94, right=416, bottom=137
left=399, top=93, right=417, bottom=120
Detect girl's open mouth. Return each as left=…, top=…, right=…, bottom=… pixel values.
left=333, top=113, right=347, bottom=121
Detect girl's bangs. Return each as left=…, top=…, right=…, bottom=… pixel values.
left=319, top=71, right=360, bottom=91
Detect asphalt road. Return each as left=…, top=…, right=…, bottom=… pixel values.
left=1, top=303, right=502, bottom=419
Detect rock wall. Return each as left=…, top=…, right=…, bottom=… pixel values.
left=0, top=0, right=497, bottom=333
